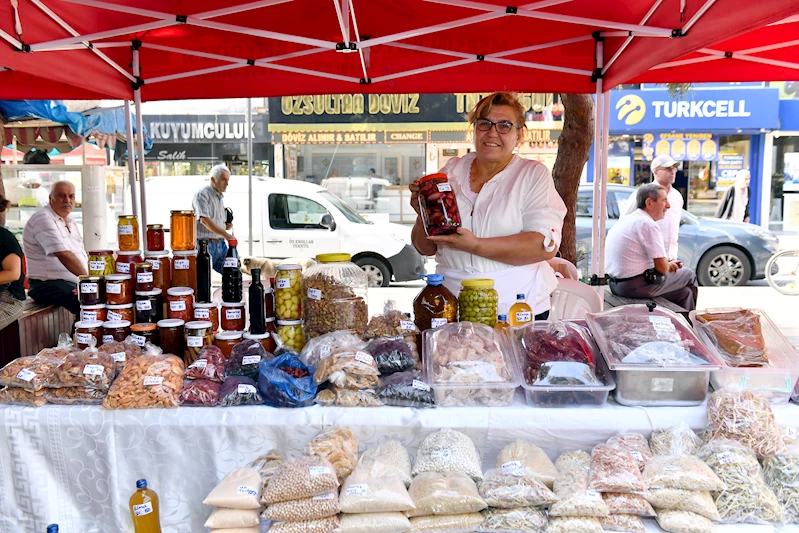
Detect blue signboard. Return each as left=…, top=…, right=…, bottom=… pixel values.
left=610, top=89, right=780, bottom=133
left=642, top=133, right=719, bottom=162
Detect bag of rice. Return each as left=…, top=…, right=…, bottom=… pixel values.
left=406, top=472, right=486, bottom=517
left=336, top=512, right=411, bottom=533
left=655, top=510, right=714, bottom=533
left=204, top=508, right=260, bottom=528
left=642, top=489, right=720, bottom=521
left=202, top=468, right=262, bottom=509
left=495, top=441, right=557, bottom=489
left=339, top=469, right=415, bottom=513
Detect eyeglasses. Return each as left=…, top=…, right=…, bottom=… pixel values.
left=475, top=118, right=520, bottom=134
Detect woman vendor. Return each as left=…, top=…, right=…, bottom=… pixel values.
left=410, top=92, right=567, bottom=319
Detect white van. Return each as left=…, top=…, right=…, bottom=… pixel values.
left=134, top=175, right=425, bottom=287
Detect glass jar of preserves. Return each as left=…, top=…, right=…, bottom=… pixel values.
left=184, top=320, right=213, bottom=366
left=157, top=319, right=185, bottom=357
left=413, top=274, right=458, bottom=331
left=88, top=250, right=115, bottom=276
left=78, top=275, right=105, bottom=306
left=193, top=301, right=219, bottom=332
left=303, top=253, right=368, bottom=339
left=75, top=320, right=103, bottom=349
left=130, top=323, right=158, bottom=347
left=244, top=330, right=276, bottom=355
left=172, top=250, right=198, bottom=293
left=104, top=274, right=133, bottom=305
left=275, top=264, right=302, bottom=320
left=144, top=252, right=171, bottom=293
left=221, top=301, right=246, bottom=332
left=118, top=215, right=140, bottom=251
left=264, top=287, right=275, bottom=320
left=107, top=303, right=134, bottom=323
left=146, top=224, right=165, bottom=252
left=80, top=304, right=107, bottom=324
left=214, top=331, right=243, bottom=360
left=166, top=287, right=194, bottom=323
left=115, top=250, right=143, bottom=274
left=277, top=320, right=305, bottom=352
left=458, top=278, right=498, bottom=327
left=417, top=173, right=461, bottom=236
left=134, top=262, right=155, bottom=292
left=135, top=289, right=163, bottom=324
left=170, top=210, right=196, bottom=252
left=102, top=320, right=131, bottom=344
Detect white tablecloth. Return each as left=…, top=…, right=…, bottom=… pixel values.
left=2, top=397, right=799, bottom=533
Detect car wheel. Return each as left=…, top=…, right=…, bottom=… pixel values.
left=697, top=246, right=752, bottom=287
left=355, top=257, right=391, bottom=288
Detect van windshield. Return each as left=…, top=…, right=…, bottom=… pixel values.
left=319, top=191, right=370, bottom=224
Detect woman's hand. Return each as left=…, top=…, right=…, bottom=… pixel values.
left=427, top=227, right=480, bottom=254
left=409, top=181, right=422, bottom=216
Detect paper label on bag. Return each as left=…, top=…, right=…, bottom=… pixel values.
left=224, top=257, right=239, bottom=269
left=501, top=461, right=524, bottom=476
left=76, top=333, right=93, bottom=344
left=664, top=466, right=678, bottom=472
left=586, top=491, right=602, bottom=501
left=238, top=384, right=257, bottom=394
left=170, top=301, right=187, bottom=312
left=651, top=377, right=674, bottom=392
left=436, top=182, right=452, bottom=192
left=431, top=318, right=448, bottom=329
left=133, top=502, right=152, bottom=516
left=194, top=308, right=210, bottom=319
left=137, top=272, right=153, bottom=283
left=143, top=376, right=163, bottom=386
left=83, top=364, right=104, bottom=376
left=307, top=288, right=322, bottom=301
left=189, top=359, right=207, bottom=369
left=174, top=259, right=190, bottom=270
left=102, top=335, right=114, bottom=344
left=237, top=485, right=258, bottom=496
left=147, top=259, right=161, bottom=270
left=118, top=225, right=133, bottom=236
left=136, top=300, right=152, bottom=311
left=89, top=261, right=106, bottom=272
left=355, top=351, right=374, bottom=365
left=112, top=352, right=126, bottom=362
left=516, top=311, right=532, bottom=323
left=649, top=315, right=680, bottom=341
left=310, top=466, right=331, bottom=476
left=80, top=283, right=98, bottom=294
left=346, top=484, right=368, bottom=497
left=117, top=262, right=131, bottom=273
left=106, top=283, right=122, bottom=294
left=320, top=345, right=332, bottom=358
left=226, top=309, right=242, bottom=320
left=412, top=379, right=431, bottom=392
left=242, top=355, right=261, bottom=365
left=431, top=449, right=452, bottom=459
left=400, top=320, right=416, bottom=331
left=187, top=336, right=204, bottom=347
left=107, top=311, right=123, bottom=321
left=276, top=278, right=291, bottom=289
left=788, top=427, right=797, bottom=440
left=16, top=369, right=35, bottom=382
left=313, top=492, right=335, bottom=501
left=717, top=453, right=734, bottom=465
left=630, top=451, right=643, bottom=462
left=131, top=335, right=146, bottom=347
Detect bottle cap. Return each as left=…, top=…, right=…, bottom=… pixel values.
left=517, top=293, right=525, bottom=299
left=228, top=239, right=238, bottom=246
left=424, top=274, right=445, bottom=285
left=47, top=525, right=59, bottom=533
left=136, top=479, right=147, bottom=489
left=498, top=314, right=508, bottom=321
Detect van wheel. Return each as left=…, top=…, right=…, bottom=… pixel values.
left=355, top=257, right=391, bottom=288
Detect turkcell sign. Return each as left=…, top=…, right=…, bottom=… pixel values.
left=610, top=89, right=779, bottom=132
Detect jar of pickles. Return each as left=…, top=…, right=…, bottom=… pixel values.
left=302, top=253, right=368, bottom=339
left=193, top=301, right=219, bottom=332
left=413, top=274, right=458, bottom=331
left=78, top=275, right=105, bottom=306
left=214, top=331, right=243, bottom=359
left=134, top=262, right=155, bottom=292
left=130, top=323, right=158, bottom=347
left=172, top=250, right=198, bottom=292
left=115, top=250, right=143, bottom=274
left=144, top=251, right=171, bottom=293
left=417, top=173, right=461, bottom=236
left=157, top=319, right=185, bottom=357
left=135, top=289, right=163, bottom=324
left=277, top=319, right=305, bottom=352
left=80, top=304, right=107, bottom=323
left=221, top=301, right=246, bottom=332
left=167, top=287, right=194, bottom=323
left=458, top=278, right=498, bottom=327
left=75, top=320, right=103, bottom=349
left=102, top=320, right=131, bottom=344
left=107, top=303, right=134, bottom=323
left=275, top=264, right=302, bottom=320
left=170, top=210, right=196, bottom=252
left=88, top=250, right=115, bottom=276
left=184, top=320, right=214, bottom=365
left=244, top=329, right=276, bottom=354
left=118, top=215, right=140, bottom=251
left=146, top=224, right=165, bottom=252
left=105, top=274, right=132, bottom=305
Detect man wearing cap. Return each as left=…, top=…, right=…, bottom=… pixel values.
left=621, top=154, right=683, bottom=261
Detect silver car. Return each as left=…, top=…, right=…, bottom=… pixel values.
left=575, top=185, right=780, bottom=287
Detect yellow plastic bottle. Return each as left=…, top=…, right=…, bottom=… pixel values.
left=130, top=479, right=162, bottom=533
left=494, top=314, right=510, bottom=332
left=509, top=294, right=533, bottom=326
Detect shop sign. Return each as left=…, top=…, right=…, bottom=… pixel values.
left=717, top=153, right=746, bottom=189
left=275, top=131, right=384, bottom=144
left=386, top=131, right=427, bottom=143
left=145, top=114, right=270, bottom=143
left=144, top=143, right=218, bottom=161
left=642, top=133, right=719, bottom=162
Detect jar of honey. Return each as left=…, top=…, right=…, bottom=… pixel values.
left=118, top=215, right=140, bottom=251
left=166, top=287, right=194, bottom=323
left=172, top=250, right=198, bottom=292
left=115, top=250, right=143, bottom=274
left=214, top=331, right=243, bottom=359
left=144, top=252, right=171, bottom=293
left=170, top=210, right=196, bottom=252
left=146, top=224, right=165, bottom=252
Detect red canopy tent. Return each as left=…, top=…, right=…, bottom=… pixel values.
left=49, top=141, right=107, bottom=164
left=0, top=145, right=24, bottom=163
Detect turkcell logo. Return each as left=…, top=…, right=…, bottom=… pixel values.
left=652, top=99, right=751, bottom=119
left=616, top=94, right=646, bottom=125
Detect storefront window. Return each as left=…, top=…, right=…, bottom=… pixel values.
left=771, top=135, right=799, bottom=232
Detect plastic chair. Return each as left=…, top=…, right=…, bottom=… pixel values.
left=549, top=278, right=603, bottom=320
left=547, top=257, right=580, bottom=280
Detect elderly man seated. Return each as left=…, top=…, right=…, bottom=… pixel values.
left=22, top=181, right=88, bottom=316
left=605, top=183, right=698, bottom=311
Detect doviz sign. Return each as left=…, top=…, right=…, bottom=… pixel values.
left=610, top=89, right=779, bottom=132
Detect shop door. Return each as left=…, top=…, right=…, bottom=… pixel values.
left=263, top=193, right=340, bottom=258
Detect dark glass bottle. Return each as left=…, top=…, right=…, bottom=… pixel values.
left=249, top=268, right=266, bottom=334
left=222, top=239, right=242, bottom=303
left=196, top=239, right=212, bottom=303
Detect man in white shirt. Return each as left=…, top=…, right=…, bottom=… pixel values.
left=605, top=183, right=698, bottom=311
left=22, top=181, right=88, bottom=315
left=621, top=154, right=683, bottom=260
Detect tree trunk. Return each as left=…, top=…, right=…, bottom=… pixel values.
left=552, top=94, right=594, bottom=264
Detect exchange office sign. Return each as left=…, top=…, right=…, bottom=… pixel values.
left=145, top=114, right=270, bottom=143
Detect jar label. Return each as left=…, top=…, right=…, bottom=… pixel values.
left=136, top=300, right=152, bottom=311
left=237, top=384, right=257, bottom=394
left=242, top=355, right=261, bottom=365
left=189, top=359, right=207, bottom=369
left=137, top=272, right=154, bottom=283
left=516, top=311, right=532, bottom=323
left=102, top=335, right=114, bottom=344
left=15, top=369, right=35, bottom=382
left=309, top=466, right=331, bottom=476
left=194, top=308, right=210, bottom=319
left=276, top=278, right=291, bottom=289
left=174, top=259, right=190, bottom=270
left=117, top=263, right=131, bottom=273
left=346, top=484, right=368, bottom=497
left=76, top=333, right=93, bottom=344
left=170, top=301, right=187, bottom=312
left=307, top=288, right=322, bottom=301
left=237, top=485, right=258, bottom=496
left=436, top=182, right=452, bottom=192
left=431, top=449, right=452, bottom=459
left=187, top=336, right=204, bottom=347
left=89, top=261, right=106, bottom=272
left=400, top=320, right=416, bottom=331
left=106, top=283, right=122, bottom=295
left=112, top=352, right=126, bottom=362
left=80, top=283, right=98, bottom=294
left=143, top=376, right=163, bottom=386
left=133, top=502, right=153, bottom=517
left=501, top=461, right=524, bottom=476
left=83, top=364, right=105, bottom=376
left=355, top=351, right=374, bottom=365
left=431, top=318, right=448, bottom=329
left=118, top=224, right=134, bottom=235
left=81, top=311, right=98, bottom=322
left=412, top=379, right=431, bottom=392
left=147, top=259, right=161, bottom=270
left=131, top=334, right=146, bottom=347
left=224, top=257, right=239, bottom=269
left=107, top=311, right=123, bottom=321
left=226, top=309, right=242, bottom=320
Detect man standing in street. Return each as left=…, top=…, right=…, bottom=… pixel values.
left=606, top=183, right=698, bottom=311
left=193, top=164, right=234, bottom=273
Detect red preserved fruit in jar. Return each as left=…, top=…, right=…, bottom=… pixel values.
left=146, top=224, right=165, bottom=252
left=417, top=173, right=461, bottom=236
left=134, top=262, right=155, bottom=292
left=221, top=301, right=246, bottom=332
left=115, top=250, right=143, bottom=274
left=167, top=287, right=194, bottom=323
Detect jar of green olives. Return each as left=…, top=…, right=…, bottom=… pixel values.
left=458, top=278, right=498, bottom=327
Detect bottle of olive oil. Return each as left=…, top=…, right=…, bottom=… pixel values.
left=509, top=294, right=533, bottom=326
left=130, top=479, right=162, bottom=533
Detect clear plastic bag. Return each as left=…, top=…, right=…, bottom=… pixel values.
left=544, top=517, right=602, bottom=533
left=103, top=353, right=184, bottom=409
left=251, top=448, right=284, bottom=488
left=554, top=450, right=591, bottom=471
left=479, top=507, right=547, bottom=533
left=300, top=331, right=366, bottom=368
left=98, top=340, right=142, bottom=373
left=339, top=468, right=415, bottom=513
left=642, top=489, right=720, bottom=521
left=762, top=445, right=799, bottom=522
left=365, top=301, right=421, bottom=340
left=204, top=508, right=260, bottom=529
left=203, top=467, right=262, bottom=509
left=478, top=468, right=558, bottom=508
left=184, top=345, right=226, bottom=381
left=366, top=337, right=417, bottom=376
left=44, top=344, right=115, bottom=390
left=496, top=441, right=558, bottom=489
left=270, top=516, right=340, bottom=533
left=226, top=339, right=272, bottom=381
left=218, top=376, right=263, bottom=407
left=263, top=455, right=340, bottom=504
left=601, top=493, right=654, bottom=517
left=533, top=362, right=601, bottom=387
left=587, top=445, right=645, bottom=493
left=316, top=387, right=382, bottom=407
left=263, top=493, right=340, bottom=521
left=44, top=386, right=106, bottom=405
left=178, top=378, right=221, bottom=406
left=405, top=471, right=486, bottom=517
left=706, top=388, right=786, bottom=458
left=512, top=321, right=596, bottom=382
left=376, top=370, right=435, bottom=409
left=649, top=424, right=702, bottom=457
left=412, top=428, right=483, bottom=481
left=306, top=427, right=359, bottom=484
left=642, top=455, right=725, bottom=491
left=620, top=341, right=708, bottom=366
left=655, top=510, right=714, bottom=533
left=407, top=513, right=485, bottom=533
left=551, top=454, right=609, bottom=518
left=314, top=349, right=380, bottom=389
left=0, top=353, right=65, bottom=392
left=695, top=309, right=768, bottom=367
left=0, top=386, right=47, bottom=406
left=548, top=491, right=609, bottom=518
left=359, top=440, right=413, bottom=487
left=598, top=514, right=645, bottom=533
left=258, top=353, right=317, bottom=408
left=336, top=512, right=410, bottom=533
left=605, top=433, right=651, bottom=472
left=428, top=323, right=513, bottom=384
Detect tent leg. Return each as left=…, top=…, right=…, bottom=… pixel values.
left=124, top=100, right=139, bottom=218
left=132, top=47, right=148, bottom=239
left=590, top=38, right=604, bottom=291
left=598, top=90, right=610, bottom=283
left=248, top=98, right=254, bottom=257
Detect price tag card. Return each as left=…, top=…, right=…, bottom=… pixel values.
left=118, top=225, right=133, bottom=235
left=431, top=318, right=448, bottom=329
left=76, top=333, right=93, bottom=344
left=310, top=466, right=331, bottom=476
left=136, top=300, right=152, bottom=311
left=83, top=364, right=105, bottom=376
left=106, top=283, right=122, bottom=294
left=501, top=461, right=523, bottom=475
left=102, top=335, right=114, bottom=344
left=242, top=355, right=261, bottom=365
left=89, top=261, right=106, bottom=271
left=649, top=315, right=680, bottom=342
left=170, top=301, right=187, bottom=312
left=131, top=335, right=146, bottom=347
left=238, top=384, right=257, bottom=394
left=307, top=288, right=322, bottom=301
left=355, top=351, right=374, bottom=365
left=16, top=369, right=35, bottom=382
left=436, top=182, right=452, bottom=192
left=516, top=312, right=532, bottom=323
left=224, top=258, right=239, bottom=269
left=313, top=492, right=335, bottom=501
left=237, top=485, right=258, bottom=496
left=226, top=309, right=242, bottom=320
left=431, top=449, right=452, bottom=459
left=80, top=283, right=98, bottom=294
left=112, top=352, right=126, bottom=362
left=276, top=278, right=291, bottom=289
left=412, top=379, right=431, bottom=392
left=81, top=312, right=98, bottom=321
left=189, top=359, right=208, bottom=369
left=400, top=320, right=416, bottom=331
left=133, top=502, right=153, bottom=516
left=194, top=309, right=210, bottom=319
left=147, top=260, right=160, bottom=270
left=117, top=263, right=131, bottom=273
left=137, top=272, right=154, bottom=283
left=143, top=376, right=164, bottom=386
left=346, top=484, right=368, bottom=497
left=717, top=453, right=734, bottom=465
left=174, top=259, right=190, bottom=270
left=107, top=311, right=123, bottom=321
left=187, top=336, right=204, bottom=347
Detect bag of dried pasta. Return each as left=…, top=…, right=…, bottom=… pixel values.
left=587, top=445, right=645, bottom=493
left=550, top=453, right=608, bottom=518
left=478, top=468, right=558, bottom=509
left=705, top=388, right=785, bottom=459
left=762, top=444, right=799, bottom=523
left=495, top=441, right=558, bottom=489
left=605, top=433, right=651, bottom=472
left=649, top=423, right=702, bottom=457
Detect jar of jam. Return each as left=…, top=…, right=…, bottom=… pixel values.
left=193, top=301, right=219, bottom=332
left=134, top=262, right=155, bottom=292
left=78, top=275, right=105, bottom=306
left=264, top=288, right=275, bottom=320
left=102, top=320, right=131, bottom=344
left=88, top=250, right=114, bottom=276
left=277, top=319, right=305, bottom=352
left=118, top=215, right=140, bottom=251
left=221, top=301, right=246, bottom=332
left=80, top=304, right=107, bottom=323
left=167, top=287, right=194, bottom=323
left=146, top=224, right=165, bottom=252
left=157, top=319, right=185, bottom=357
left=184, top=320, right=214, bottom=365
left=243, top=330, right=276, bottom=354
left=172, top=250, right=198, bottom=292
left=75, top=320, right=103, bottom=349
left=170, top=210, right=196, bottom=252
left=214, top=331, right=243, bottom=360
left=135, top=289, right=163, bottom=324
left=144, top=252, right=171, bottom=293
left=104, top=274, right=133, bottom=305
left=115, top=250, right=143, bottom=274
left=130, top=323, right=158, bottom=347
left=107, top=303, right=134, bottom=323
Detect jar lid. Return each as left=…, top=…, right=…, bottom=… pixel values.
left=135, top=289, right=163, bottom=296
left=221, top=300, right=246, bottom=308
left=117, top=250, right=142, bottom=256
left=147, top=224, right=163, bottom=229
left=277, top=320, right=303, bottom=326
left=194, top=301, right=218, bottom=308
left=134, top=262, right=152, bottom=270
left=215, top=331, right=243, bottom=340
left=118, top=215, right=137, bottom=220
left=75, top=320, right=103, bottom=328
left=167, top=287, right=194, bottom=296
left=173, top=249, right=198, bottom=256
left=79, top=275, right=104, bottom=282
left=316, top=253, right=351, bottom=263
left=185, top=320, right=213, bottom=329
left=418, top=172, right=448, bottom=184
left=105, top=274, right=132, bottom=282
left=157, top=319, right=186, bottom=328
left=170, top=210, right=195, bottom=215
left=265, top=317, right=276, bottom=323
left=103, top=320, right=131, bottom=328
left=107, top=303, right=133, bottom=309
left=81, top=304, right=107, bottom=310
left=461, top=278, right=495, bottom=288
left=276, top=264, right=301, bottom=271
left=243, top=332, right=270, bottom=340
left=145, top=251, right=170, bottom=258
left=89, top=250, right=113, bottom=255
left=425, top=274, right=445, bottom=285
left=131, top=322, right=157, bottom=332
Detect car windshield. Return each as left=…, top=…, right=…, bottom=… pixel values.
left=319, top=191, right=370, bottom=224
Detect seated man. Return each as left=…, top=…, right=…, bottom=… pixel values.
left=22, top=181, right=88, bottom=316
left=605, top=183, right=698, bottom=311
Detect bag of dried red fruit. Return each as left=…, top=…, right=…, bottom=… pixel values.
left=257, top=353, right=317, bottom=408
left=417, top=173, right=461, bottom=237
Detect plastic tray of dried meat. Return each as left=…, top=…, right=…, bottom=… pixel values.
left=689, top=308, right=799, bottom=404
